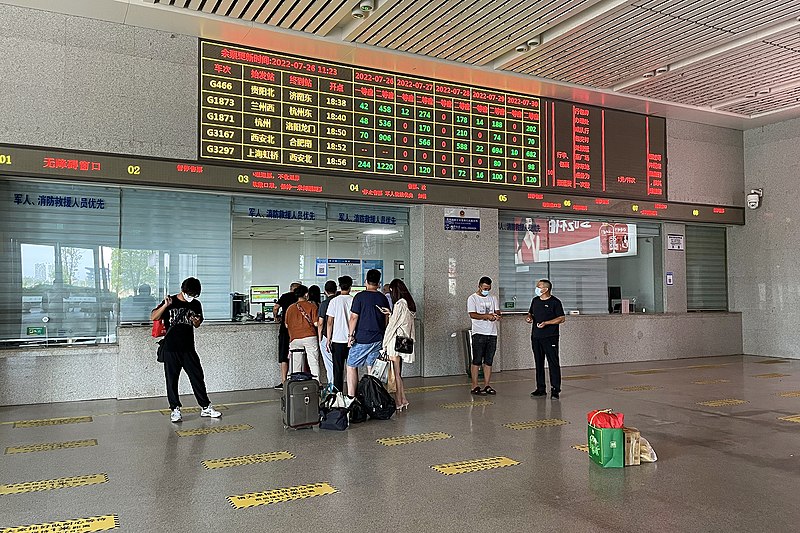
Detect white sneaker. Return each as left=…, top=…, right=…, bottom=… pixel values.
left=200, top=405, right=222, bottom=418
left=170, top=407, right=182, bottom=423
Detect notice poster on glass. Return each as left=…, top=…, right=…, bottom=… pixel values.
left=512, top=218, right=637, bottom=265
left=323, top=259, right=361, bottom=281
left=361, top=260, right=384, bottom=284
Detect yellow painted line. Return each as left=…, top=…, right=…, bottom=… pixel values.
left=693, top=379, right=731, bottom=385
left=697, top=399, right=748, bottom=407
left=625, top=369, right=666, bottom=375
left=778, top=391, right=800, bottom=398
left=778, top=414, right=800, bottom=423
left=572, top=444, right=589, bottom=453
left=503, top=419, right=569, bottom=430
left=686, top=364, right=729, bottom=369
left=405, top=385, right=449, bottom=394
left=159, top=405, right=230, bottom=416
left=753, top=373, right=790, bottom=379
left=755, top=359, right=790, bottom=364
left=614, top=385, right=659, bottom=392
left=227, top=482, right=337, bottom=509
left=176, top=424, right=253, bottom=437
left=13, top=416, right=92, bottom=428
left=377, top=432, right=453, bottom=446
left=0, top=514, right=119, bottom=532
left=440, top=400, right=493, bottom=409
left=202, top=451, right=294, bottom=470
left=0, top=473, right=108, bottom=496
left=5, top=439, right=97, bottom=455
left=431, top=456, right=519, bottom=476
left=562, top=374, right=600, bottom=381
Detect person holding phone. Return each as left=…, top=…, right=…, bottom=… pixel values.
left=379, top=279, right=416, bottom=411
left=467, top=276, right=501, bottom=395
left=150, top=277, right=222, bottom=423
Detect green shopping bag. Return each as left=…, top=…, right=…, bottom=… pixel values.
left=588, top=424, right=624, bottom=468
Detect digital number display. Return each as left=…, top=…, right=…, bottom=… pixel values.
left=199, top=41, right=666, bottom=201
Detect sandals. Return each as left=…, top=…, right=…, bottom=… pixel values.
left=470, top=386, right=484, bottom=395
left=483, top=386, right=496, bottom=395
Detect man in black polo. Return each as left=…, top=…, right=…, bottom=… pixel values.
left=526, top=279, right=566, bottom=399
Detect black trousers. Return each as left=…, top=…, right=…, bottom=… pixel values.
left=531, top=336, right=561, bottom=392
left=330, top=342, right=349, bottom=393
left=278, top=325, right=290, bottom=363
left=163, top=350, right=211, bottom=410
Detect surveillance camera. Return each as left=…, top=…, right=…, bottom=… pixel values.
left=329, top=236, right=334, bottom=241
left=359, top=0, right=375, bottom=11
left=249, top=232, right=255, bottom=237
left=515, top=44, right=529, bottom=53
left=746, top=188, right=763, bottom=210
left=352, top=7, right=365, bottom=18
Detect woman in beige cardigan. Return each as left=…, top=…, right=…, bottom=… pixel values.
left=380, top=278, right=416, bottom=411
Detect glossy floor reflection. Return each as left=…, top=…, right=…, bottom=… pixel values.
left=1, top=355, right=799, bottom=532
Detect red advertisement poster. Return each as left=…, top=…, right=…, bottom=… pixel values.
left=514, top=218, right=637, bottom=264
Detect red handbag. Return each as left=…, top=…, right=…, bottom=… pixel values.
left=151, top=320, right=166, bottom=338
left=587, top=409, right=624, bottom=428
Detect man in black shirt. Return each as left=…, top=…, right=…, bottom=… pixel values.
left=273, top=282, right=300, bottom=390
left=526, top=279, right=566, bottom=399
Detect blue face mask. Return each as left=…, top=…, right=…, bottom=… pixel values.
left=480, top=290, right=490, bottom=297
left=534, top=287, right=543, bottom=297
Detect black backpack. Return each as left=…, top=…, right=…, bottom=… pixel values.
left=357, top=375, right=395, bottom=420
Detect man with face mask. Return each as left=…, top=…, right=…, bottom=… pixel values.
left=151, top=277, right=222, bottom=423
left=526, top=279, right=566, bottom=399
left=467, top=276, right=501, bottom=395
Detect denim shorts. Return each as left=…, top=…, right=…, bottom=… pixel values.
left=471, top=334, right=497, bottom=366
left=347, top=341, right=382, bottom=368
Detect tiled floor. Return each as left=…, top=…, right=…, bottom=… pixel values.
left=1, top=355, right=799, bottom=532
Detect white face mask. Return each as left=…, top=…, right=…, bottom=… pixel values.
left=182, top=292, right=195, bottom=302
left=535, top=287, right=543, bottom=297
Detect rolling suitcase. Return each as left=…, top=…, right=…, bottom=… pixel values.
left=281, top=375, right=320, bottom=429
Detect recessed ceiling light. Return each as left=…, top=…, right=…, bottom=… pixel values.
left=363, top=228, right=399, bottom=235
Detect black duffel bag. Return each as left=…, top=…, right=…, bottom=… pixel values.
left=357, top=375, right=395, bottom=420
left=319, top=394, right=349, bottom=431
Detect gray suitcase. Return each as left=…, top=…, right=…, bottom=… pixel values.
left=281, top=378, right=320, bottom=429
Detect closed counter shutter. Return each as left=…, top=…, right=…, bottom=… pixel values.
left=686, top=226, right=728, bottom=311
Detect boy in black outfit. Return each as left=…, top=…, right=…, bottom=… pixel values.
left=151, top=277, right=221, bottom=423
left=526, top=279, right=566, bottom=399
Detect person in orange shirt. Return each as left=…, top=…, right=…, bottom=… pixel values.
left=284, top=284, right=321, bottom=379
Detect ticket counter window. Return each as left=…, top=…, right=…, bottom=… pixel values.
left=498, top=212, right=663, bottom=314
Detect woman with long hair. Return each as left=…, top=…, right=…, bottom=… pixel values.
left=380, top=278, right=416, bottom=410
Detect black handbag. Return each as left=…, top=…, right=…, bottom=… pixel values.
left=394, top=326, right=414, bottom=354
left=156, top=339, right=165, bottom=363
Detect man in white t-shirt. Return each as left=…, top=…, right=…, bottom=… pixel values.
left=326, top=275, right=354, bottom=394
left=467, top=276, right=501, bottom=395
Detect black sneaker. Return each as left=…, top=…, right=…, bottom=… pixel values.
left=551, top=391, right=560, bottom=399
left=274, top=383, right=284, bottom=390
left=530, top=389, right=546, bottom=397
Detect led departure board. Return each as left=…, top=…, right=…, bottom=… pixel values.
left=0, top=143, right=740, bottom=224
left=199, top=41, right=666, bottom=201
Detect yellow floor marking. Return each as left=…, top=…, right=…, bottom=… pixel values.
left=0, top=514, right=119, bottom=532
left=562, top=374, right=600, bottom=381
left=686, top=364, right=729, bottom=369
left=755, top=359, right=790, bottom=364
left=572, top=444, right=589, bottom=453
left=440, top=400, right=494, bottom=409
left=693, top=379, right=731, bottom=385
left=176, top=424, right=253, bottom=437
left=614, top=385, right=659, bottom=392
left=431, top=456, right=519, bottom=475
left=0, top=473, right=108, bottom=495
left=405, top=385, right=449, bottom=394
left=753, top=373, right=790, bottom=378
left=778, top=414, right=800, bottom=423
left=697, top=399, right=748, bottom=407
left=227, top=482, right=337, bottom=509
left=13, top=416, right=92, bottom=428
left=159, top=405, right=230, bottom=416
left=5, top=439, right=97, bottom=455
left=778, top=391, right=800, bottom=398
left=377, top=432, right=453, bottom=446
left=503, top=419, right=569, bottom=430
left=625, top=369, right=667, bottom=375
left=202, top=451, right=294, bottom=470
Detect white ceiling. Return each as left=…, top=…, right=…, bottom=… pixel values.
left=8, top=0, right=800, bottom=128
